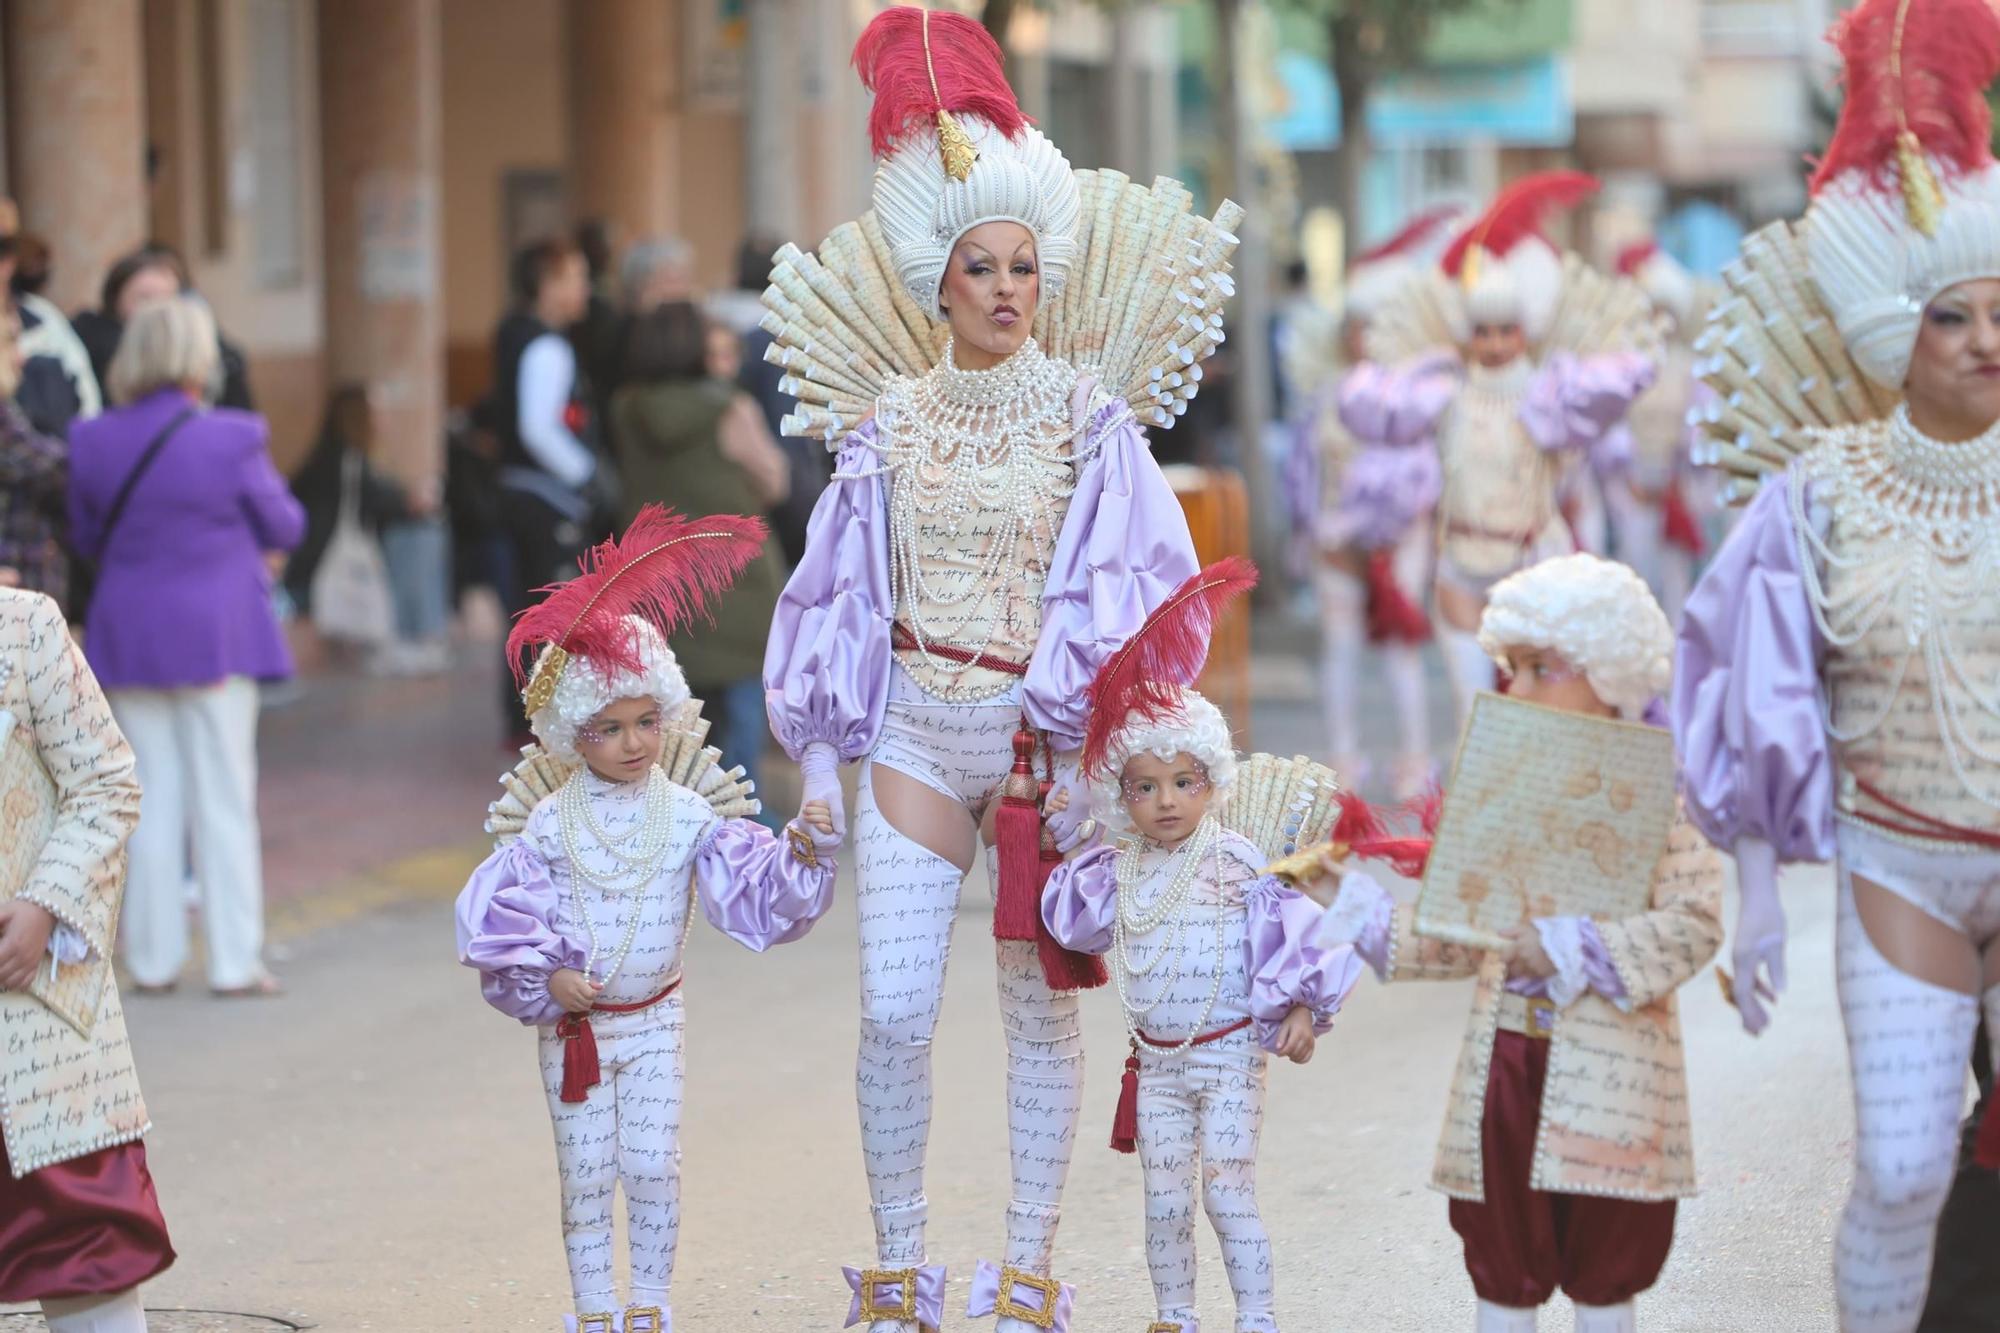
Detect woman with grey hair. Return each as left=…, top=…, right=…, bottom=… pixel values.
left=67, top=297, right=304, bottom=997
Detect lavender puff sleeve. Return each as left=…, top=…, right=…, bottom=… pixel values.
left=1336, top=355, right=1458, bottom=447
left=454, top=840, right=587, bottom=1027
left=763, top=420, right=894, bottom=763
left=694, top=817, right=839, bottom=951
left=1040, top=843, right=1120, bottom=955
left=1244, top=876, right=1364, bottom=1049
left=1519, top=351, right=1657, bottom=453
left=1671, top=473, right=1835, bottom=862
left=1023, top=402, right=1200, bottom=751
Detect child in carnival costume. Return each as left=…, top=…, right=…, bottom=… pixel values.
left=759, top=8, right=1234, bottom=1327
left=1340, top=174, right=1658, bottom=733
left=1675, top=1, right=2000, bottom=1326
left=456, top=505, right=840, bottom=1333
left=1600, top=241, right=1714, bottom=625
left=1285, top=209, right=1457, bottom=799
left=1314, top=555, right=1723, bottom=1333
left=1041, top=559, right=1364, bottom=1333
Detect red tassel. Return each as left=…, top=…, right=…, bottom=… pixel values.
left=1110, top=1049, right=1141, bottom=1153
left=1351, top=836, right=1435, bottom=880
left=1975, top=1092, right=2000, bottom=1171
left=1364, top=549, right=1431, bottom=645
left=557, top=1014, right=601, bottom=1104
left=994, top=724, right=1045, bottom=942
left=1661, top=479, right=1706, bottom=556
left=1037, top=923, right=1108, bottom=991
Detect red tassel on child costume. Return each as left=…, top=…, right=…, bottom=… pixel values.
left=994, top=725, right=1046, bottom=942
left=1661, top=479, right=1706, bottom=556
left=556, top=1014, right=601, bottom=1104
left=1111, top=1049, right=1141, bottom=1153
left=1037, top=916, right=1108, bottom=991
left=1364, top=549, right=1431, bottom=645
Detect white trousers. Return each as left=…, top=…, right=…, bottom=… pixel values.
left=109, top=677, right=267, bottom=989
left=1831, top=828, right=2000, bottom=1333
left=1138, top=1041, right=1275, bottom=1333
left=1605, top=485, right=1692, bottom=628
left=539, top=998, right=685, bottom=1319
left=853, top=689, right=1084, bottom=1326
left=1313, top=529, right=1431, bottom=781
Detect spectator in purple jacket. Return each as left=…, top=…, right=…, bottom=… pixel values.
left=67, top=297, right=304, bottom=998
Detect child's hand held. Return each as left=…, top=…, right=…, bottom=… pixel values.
left=550, top=967, right=601, bottom=1014
left=1275, top=1005, right=1317, bottom=1064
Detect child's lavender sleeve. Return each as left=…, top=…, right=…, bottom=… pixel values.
left=1041, top=843, right=1119, bottom=955
left=1244, top=876, right=1364, bottom=1049
left=692, top=816, right=840, bottom=951
left=455, top=838, right=583, bottom=1027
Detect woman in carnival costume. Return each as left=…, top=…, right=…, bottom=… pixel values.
left=1042, top=559, right=1363, bottom=1332
left=457, top=506, right=840, bottom=1333
left=1287, top=209, right=1457, bottom=798
left=1674, top=2, right=2000, bottom=1327
left=1318, top=554, right=1723, bottom=1333
left=759, top=8, right=1229, bottom=1329
left=1339, top=173, right=1657, bottom=732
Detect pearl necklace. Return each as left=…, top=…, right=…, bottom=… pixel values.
left=557, top=768, right=693, bottom=986
left=1110, top=816, right=1228, bottom=1056
left=873, top=338, right=1081, bottom=702
left=1793, top=410, right=2000, bottom=812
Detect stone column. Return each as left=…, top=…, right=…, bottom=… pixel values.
left=1108, top=6, right=1144, bottom=177
left=569, top=0, right=678, bottom=245
left=2, top=0, right=148, bottom=314
left=319, top=0, right=444, bottom=484
left=744, top=0, right=800, bottom=243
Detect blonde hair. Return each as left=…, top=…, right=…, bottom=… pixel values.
left=108, top=296, right=217, bottom=405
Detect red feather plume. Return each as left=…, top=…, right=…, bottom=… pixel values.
left=852, top=5, right=1029, bottom=160
left=1080, top=558, right=1259, bottom=781
left=1352, top=205, right=1461, bottom=271
left=1441, top=171, right=1599, bottom=277
left=1332, top=790, right=1386, bottom=846
left=1615, top=239, right=1660, bottom=278
left=1810, top=0, right=2000, bottom=195
left=506, top=505, right=769, bottom=690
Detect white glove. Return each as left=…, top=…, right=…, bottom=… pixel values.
left=1044, top=755, right=1094, bottom=854
left=1730, top=837, right=1787, bottom=1036
left=798, top=741, right=846, bottom=840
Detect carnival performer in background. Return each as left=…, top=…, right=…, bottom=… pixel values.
left=759, top=9, right=1222, bottom=1330
left=1604, top=240, right=1711, bottom=625
left=1042, top=560, right=1362, bottom=1333
left=1287, top=210, right=1455, bottom=798
left=457, top=507, right=839, bottom=1333
left=1340, top=173, right=1656, bottom=732
left=1, top=587, right=174, bottom=1332
left=1673, top=2, right=2000, bottom=1328
left=1318, top=555, right=1722, bottom=1333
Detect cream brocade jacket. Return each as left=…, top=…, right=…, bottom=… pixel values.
left=1383, top=810, right=1723, bottom=1202
left=0, top=588, right=147, bottom=1177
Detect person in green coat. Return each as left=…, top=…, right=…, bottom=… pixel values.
left=609, top=301, right=789, bottom=820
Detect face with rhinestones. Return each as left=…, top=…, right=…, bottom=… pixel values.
left=1119, top=751, right=1216, bottom=849
left=939, top=220, right=1040, bottom=372
left=574, top=695, right=666, bottom=783
left=1906, top=278, right=2000, bottom=442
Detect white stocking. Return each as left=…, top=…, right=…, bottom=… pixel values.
left=1313, top=565, right=1364, bottom=766
left=539, top=1001, right=686, bottom=1319
left=1833, top=877, right=1978, bottom=1333
left=1476, top=1299, right=1537, bottom=1333
left=1656, top=547, right=1691, bottom=628
left=995, top=927, right=1084, bottom=1277
left=40, top=1290, right=147, bottom=1333
left=1572, top=1301, right=1634, bottom=1333
left=1139, top=1044, right=1276, bottom=1333
left=1440, top=627, right=1494, bottom=730
left=1384, top=643, right=1430, bottom=777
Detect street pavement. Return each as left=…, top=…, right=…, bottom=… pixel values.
left=4, top=624, right=1863, bottom=1332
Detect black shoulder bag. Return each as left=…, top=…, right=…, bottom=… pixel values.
left=68, top=407, right=196, bottom=619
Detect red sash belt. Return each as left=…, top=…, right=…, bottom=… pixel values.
left=1446, top=518, right=1540, bottom=551
left=890, top=622, right=1030, bottom=677
left=554, top=977, right=682, bottom=1104
left=1849, top=777, right=2000, bottom=851
left=1112, top=1017, right=1256, bottom=1153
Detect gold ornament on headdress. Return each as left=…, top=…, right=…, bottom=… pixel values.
left=923, top=7, right=979, bottom=181
left=1891, top=0, right=1946, bottom=235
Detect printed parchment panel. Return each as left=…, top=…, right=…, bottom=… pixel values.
left=1416, top=693, right=1677, bottom=949
left=0, top=713, right=97, bottom=1034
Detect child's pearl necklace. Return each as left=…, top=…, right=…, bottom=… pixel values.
left=1111, top=815, right=1228, bottom=1056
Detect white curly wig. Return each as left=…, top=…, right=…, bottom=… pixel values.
left=528, top=615, right=691, bottom=763
left=1089, top=688, right=1239, bottom=835
left=1476, top=554, right=1671, bottom=719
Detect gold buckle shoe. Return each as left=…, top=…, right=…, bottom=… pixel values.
left=578, top=1315, right=617, bottom=1333
left=994, top=1265, right=1059, bottom=1329
left=858, top=1267, right=919, bottom=1322
left=624, top=1308, right=664, bottom=1333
